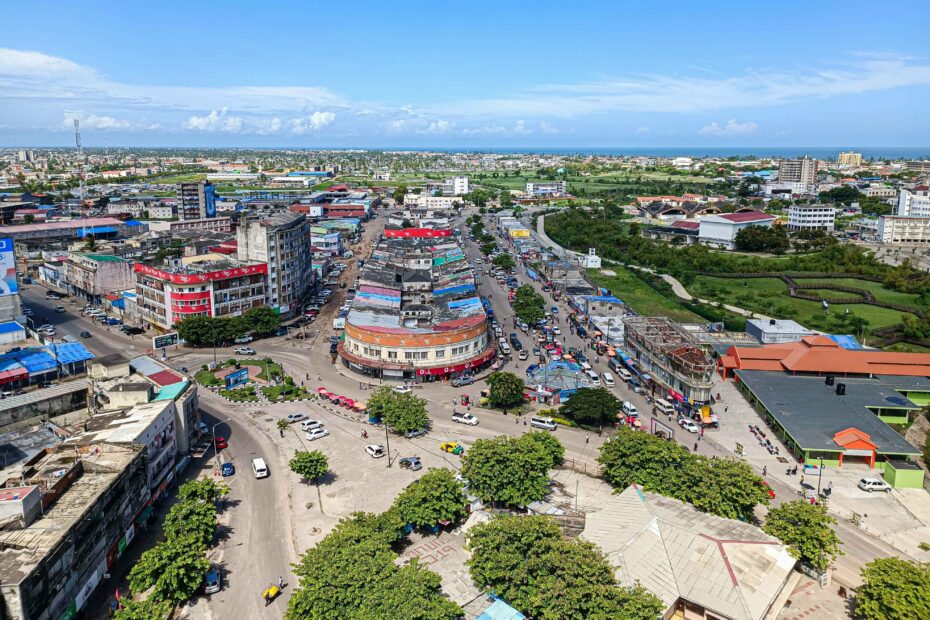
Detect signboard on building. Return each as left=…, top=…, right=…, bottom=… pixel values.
left=225, top=367, right=250, bottom=390
left=0, top=237, right=18, bottom=296
left=152, top=332, right=179, bottom=349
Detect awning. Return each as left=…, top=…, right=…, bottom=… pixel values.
left=415, top=347, right=496, bottom=377
left=0, top=366, right=28, bottom=384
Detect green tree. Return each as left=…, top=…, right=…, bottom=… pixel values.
left=460, top=435, right=552, bottom=507
left=559, top=387, right=620, bottom=427
left=681, top=455, right=771, bottom=521
left=83, top=234, right=98, bottom=252
left=597, top=427, right=691, bottom=495
left=819, top=185, right=862, bottom=205
left=290, top=449, right=329, bottom=512
left=286, top=513, right=460, bottom=620
left=244, top=306, right=282, bottom=336
left=176, top=316, right=244, bottom=347
left=276, top=418, right=289, bottom=437
left=520, top=431, right=565, bottom=466
left=485, top=371, right=525, bottom=408
left=128, top=536, right=210, bottom=603
left=22, top=213, right=34, bottom=224
left=392, top=468, right=467, bottom=530
left=855, top=557, right=930, bottom=620
left=480, top=241, right=497, bottom=256
left=366, top=386, right=430, bottom=433
left=492, top=253, right=516, bottom=270
left=392, top=185, right=407, bottom=204
left=467, top=515, right=664, bottom=620
left=176, top=478, right=229, bottom=504
left=114, top=599, right=173, bottom=620
left=162, top=500, right=217, bottom=547
left=513, top=284, right=545, bottom=325
left=763, top=500, right=843, bottom=571
left=499, top=191, right=515, bottom=208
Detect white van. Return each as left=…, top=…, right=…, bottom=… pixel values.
left=622, top=401, right=638, bottom=417
left=602, top=372, right=615, bottom=387
left=498, top=338, right=511, bottom=355
left=251, top=457, right=269, bottom=479
left=579, top=361, right=593, bottom=372
left=585, top=370, right=601, bottom=385
left=654, top=398, right=675, bottom=416
left=616, top=368, right=633, bottom=382
left=530, top=416, right=557, bottom=431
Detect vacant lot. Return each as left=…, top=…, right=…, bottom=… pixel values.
left=587, top=269, right=703, bottom=323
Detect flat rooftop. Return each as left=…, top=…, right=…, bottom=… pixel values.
left=0, top=443, right=141, bottom=585
left=736, top=370, right=920, bottom=455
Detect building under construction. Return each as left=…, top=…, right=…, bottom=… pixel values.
left=623, top=316, right=716, bottom=403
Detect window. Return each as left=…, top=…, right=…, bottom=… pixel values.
left=387, top=351, right=398, bottom=360
left=404, top=351, right=428, bottom=360
left=435, top=349, right=445, bottom=358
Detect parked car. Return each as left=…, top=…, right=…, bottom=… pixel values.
left=54, top=305, right=66, bottom=313
left=392, top=385, right=412, bottom=394
left=440, top=441, right=464, bottom=455
left=365, top=444, right=386, bottom=458
left=404, top=427, right=428, bottom=439
left=273, top=327, right=287, bottom=337
left=399, top=456, right=422, bottom=471
left=858, top=478, right=892, bottom=493
left=234, top=335, right=254, bottom=344
left=105, top=317, right=123, bottom=325
left=221, top=462, right=235, bottom=477
left=286, top=412, right=307, bottom=424
left=234, top=347, right=256, bottom=355
left=214, top=436, right=228, bottom=450
left=305, top=427, right=329, bottom=441
left=80, top=331, right=92, bottom=338
left=300, top=419, right=324, bottom=431
left=204, top=569, right=223, bottom=595
left=451, top=376, right=474, bottom=387
left=678, top=419, right=700, bottom=433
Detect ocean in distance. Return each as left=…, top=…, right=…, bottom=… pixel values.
left=380, top=146, right=930, bottom=160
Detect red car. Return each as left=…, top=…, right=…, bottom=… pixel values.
left=214, top=436, right=228, bottom=450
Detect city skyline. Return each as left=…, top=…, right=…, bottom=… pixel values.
left=2, top=0, right=930, bottom=147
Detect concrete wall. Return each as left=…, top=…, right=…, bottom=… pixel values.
left=0, top=385, right=88, bottom=431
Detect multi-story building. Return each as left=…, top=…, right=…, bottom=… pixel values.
left=169, top=216, right=233, bottom=233
left=236, top=212, right=313, bottom=315
left=622, top=316, right=715, bottom=403
left=0, top=443, right=148, bottom=620
left=863, top=185, right=896, bottom=199
left=402, top=194, right=459, bottom=209
left=177, top=181, right=217, bottom=220
left=878, top=216, right=930, bottom=246
left=896, top=189, right=930, bottom=217
left=62, top=252, right=135, bottom=303
left=787, top=204, right=836, bottom=231
left=525, top=181, right=566, bottom=197
left=905, top=160, right=930, bottom=173
left=697, top=212, right=776, bottom=250
left=134, top=259, right=267, bottom=331
left=777, top=157, right=817, bottom=187
left=837, top=151, right=863, bottom=167
left=339, top=228, right=495, bottom=381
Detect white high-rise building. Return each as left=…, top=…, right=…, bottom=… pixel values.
left=451, top=176, right=469, bottom=195
left=897, top=189, right=930, bottom=217
left=788, top=205, right=836, bottom=231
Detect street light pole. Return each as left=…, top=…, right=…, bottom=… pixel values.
left=384, top=422, right=392, bottom=468
left=816, top=456, right=824, bottom=496
left=212, top=321, right=217, bottom=365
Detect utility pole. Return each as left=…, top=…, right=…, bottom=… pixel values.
left=384, top=423, right=392, bottom=468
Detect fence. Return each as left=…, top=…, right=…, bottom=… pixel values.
left=557, top=458, right=604, bottom=479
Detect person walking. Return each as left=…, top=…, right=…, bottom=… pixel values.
left=278, top=576, right=284, bottom=589
left=693, top=442, right=698, bottom=452
left=762, top=466, right=767, bottom=477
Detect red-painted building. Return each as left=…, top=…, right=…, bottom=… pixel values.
left=134, top=260, right=268, bottom=332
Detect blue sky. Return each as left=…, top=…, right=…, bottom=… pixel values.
left=1, top=0, right=929, bottom=147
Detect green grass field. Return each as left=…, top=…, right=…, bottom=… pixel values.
left=797, top=278, right=923, bottom=308
left=886, top=342, right=930, bottom=353
left=587, top=269, right=703, bottom=323
left=688, top=276, right=918, bottom=331
left=799, top=288, right=868, bottom=302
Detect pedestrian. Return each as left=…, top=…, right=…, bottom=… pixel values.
left=523, top=419, right=527, bottom=426
left=278, top=576, right=284, bottom=589
left=693, top=442, right=698, bottom=451
left=762, top=466, right=767, bottom=477
left=585, top=435, right=589, bottom=444
left=724, top=405, right=729, bottom=413
left=800, top=475, right=805, bottom=486
left=515, top=417, right=519, bottom=425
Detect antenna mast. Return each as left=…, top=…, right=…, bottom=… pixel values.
left=74, top=119, right=87, bottom=235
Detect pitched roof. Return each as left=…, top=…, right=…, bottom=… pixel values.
left=717, top=212, right=775, bottom=223
left=582, top=486, right=795, bottom=620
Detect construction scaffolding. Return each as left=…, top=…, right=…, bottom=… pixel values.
left=623, top=316, right=715, bottom=401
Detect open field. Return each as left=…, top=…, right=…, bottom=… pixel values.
left=688, top=275, right=918, bottom=331
left=586, top=269, right=703, bottom=323
left=798, top=277, right=923, bottom=308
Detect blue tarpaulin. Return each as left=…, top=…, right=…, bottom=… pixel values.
left=435, top=284, right=476, bottom=297
left=47, top=342, right=95, bottom=365
left=77, top=226, right=117, bottom=237
left=9, top=350, right=57, bottom=373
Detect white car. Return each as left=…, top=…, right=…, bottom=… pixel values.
left=366, top=444, right=385, bottom=458
left=305, top=427, right=329, bottom=441
left=679, top=419, right=701, bottom=433
left=552, top=326, right=561, bottom=335
left=858, top=478, right=892, bottom=493
left=392, top=386, right=411, bottom=394
left=300, top=419, right=324, bottom=431
left=286, top=413, right=307, bottom=424
left=234, top=347, right=256, bottom=355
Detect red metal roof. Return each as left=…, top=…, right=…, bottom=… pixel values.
left=670, top=220, right=700, bottom=230
left=717, top=212, right=775, bottom=223
left=146, top=369, right=184, bottom=386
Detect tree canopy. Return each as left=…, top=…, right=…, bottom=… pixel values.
left=162, top=498, right=218, bottom=547
left=460, top=434, right=559, bottom=507
left=734, top=224, right=789, bottom=254
left=392, top=468, right=467, bottom=530
left=128, top=536, right=211, bottom=603
left=289, top=449, right=329, bottom=485
left=114, top=599, right=173, bottom=620
left=467, top=515, right=664, bottom=620
left=366, top=386, right=430, bottom=433
left=492, top=253, right=516, bottom=270
left=176, top=306, right=282, bottom=346
left=513, top=284, right=545, bottom=325
left=597, top=428, right=769, bottom=520
left=559, top=387, right=620, bottom=427
left=176, top=477, right=229, bottom=504
left=286, top=513, right=461, bottom=620
left=485, top=371, right=525, bottom=408
left=855, top=557, right=930, bottom=620
left=762, top=500, right=842, bottom=571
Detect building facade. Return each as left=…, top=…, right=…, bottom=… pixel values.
left=896, top=189, right=930, bottom=217
left=697, top=212, right=776, bottom=250
left=777, top=157, right=817, bottom=186
left=62, top=253, right=135, bottom=303
left=525, top=181, right=567, bottom=197
left=236, top=212, right=313, bottom=315
left=134, top=260, right=267, bottom=331
left=177, top=181, right=217, bottom=220
left=787, top=204, right=836, bottom=231
left=878, top=215, right=930, bottom=246
left=837, top=151, right=863, bottom=167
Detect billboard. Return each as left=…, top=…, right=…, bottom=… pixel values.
left=152, top=332, right=179, bottom=349
left=0, top=238, right=18, bottom=297
left=225, top=367, right=249, bottom=390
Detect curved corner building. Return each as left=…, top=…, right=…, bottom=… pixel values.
left=338, top=228, right=495, bottom=381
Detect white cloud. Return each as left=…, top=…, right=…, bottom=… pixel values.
left=699, top=119, right=758, bottom=136
left=417, top=119, right=454, bottom=134
left=290, top=111, right=336, bottom=134
left=184, top=108, right=244, bottom=133
left=635, top=125, right=651, bottom=134
left=539, top=121, right=559, bottom=134
left=63, top=112, right=131, bottom=130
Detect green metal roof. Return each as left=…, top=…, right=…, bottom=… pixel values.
left=81, top=253, right=128, bottom=262
left=153, top=379, right=190, bottom=401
